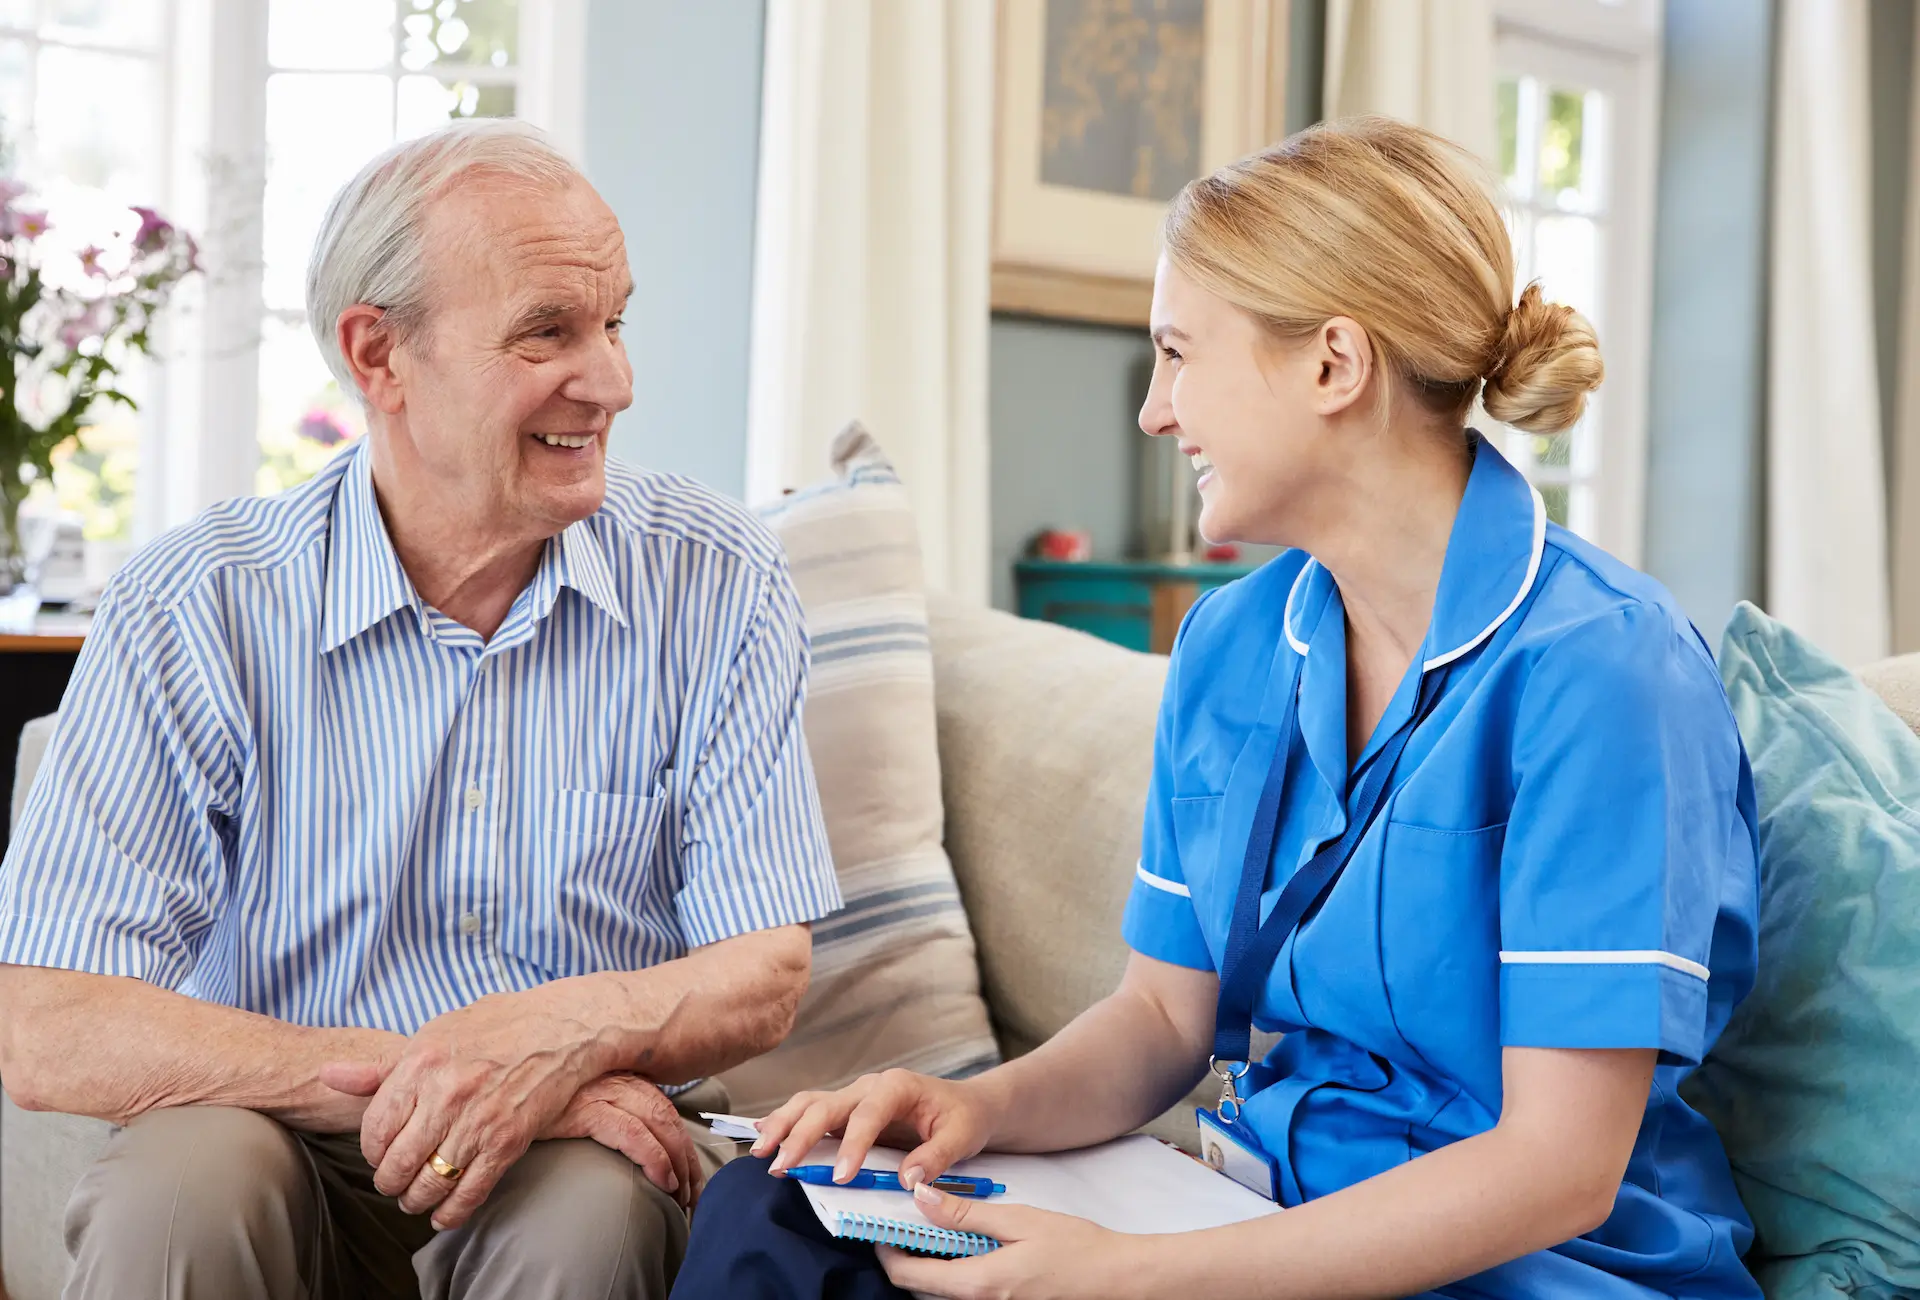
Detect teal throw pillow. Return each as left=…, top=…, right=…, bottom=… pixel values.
left=1683, top=602, right=1920, bottom=1300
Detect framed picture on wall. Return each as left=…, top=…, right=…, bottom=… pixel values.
left=992, top=0, right=1292, bottom=328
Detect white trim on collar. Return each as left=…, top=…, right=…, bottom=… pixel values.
left=1422, top=484, right=1547, bottom=671
left=1280, top=485, right=1548, bottom=672
left=1282, top=558, right=1318, bottom=656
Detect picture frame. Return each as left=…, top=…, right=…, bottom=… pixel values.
left=992, top=0, right=1292, bottom=328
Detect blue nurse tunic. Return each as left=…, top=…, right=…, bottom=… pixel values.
left=1122, top=438, right=1761, bottom=1299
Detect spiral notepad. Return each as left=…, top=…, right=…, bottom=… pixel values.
left=795, top=1135, right=1278, bottom=1260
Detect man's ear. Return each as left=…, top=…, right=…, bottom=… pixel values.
left=337, top=306, right=406, bottom=415
left=1312, top=315, right=1375, bottom=418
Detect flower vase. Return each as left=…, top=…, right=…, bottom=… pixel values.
left=0, top=488, right=40, bottom=631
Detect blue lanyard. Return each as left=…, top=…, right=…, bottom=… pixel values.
left=1209, top=659, right=1452, bottom=1119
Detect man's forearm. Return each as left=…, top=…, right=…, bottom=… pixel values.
left=0, top=964, right=404, bottom=1131
left=504, top=924, right=812, bottom=1087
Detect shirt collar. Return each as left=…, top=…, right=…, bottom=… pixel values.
left=321, top=444, right=628, bottom=655
left=321, top=444, right=421, bottom=654
left=522, top=519, right=627, bottom=634
left=1280, top=435, right=1545, bottom=791
left=1282, top=434, right=1545, bottom=674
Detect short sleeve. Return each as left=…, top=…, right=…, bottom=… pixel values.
left=0, top=579, right=237, bottom=985
left=674, top=558, right=843, bottom=947
left=1121, top=596, right=1216, bottom=972
left=1497, top=606, right=1748, bottom=1065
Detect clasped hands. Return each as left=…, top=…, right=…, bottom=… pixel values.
left=318, top=984, right=700, bottom=1231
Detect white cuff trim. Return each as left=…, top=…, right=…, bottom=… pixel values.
left=1500, top=949, right=1710, bottom=982
left=1134, top=862, right=1192, bottom=898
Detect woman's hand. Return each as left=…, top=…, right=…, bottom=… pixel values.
left=752, top=1068, right=1008, bottom=1188
left=877, top=1185, right=1156, bottom=1300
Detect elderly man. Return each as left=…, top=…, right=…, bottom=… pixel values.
left=0, top=119, right=841, bottom=1299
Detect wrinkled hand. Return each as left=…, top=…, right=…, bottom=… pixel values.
left=542, top=1072, right=701, bottom=1209
left=319, top=987, right=608, bottom=1230
left=754, top=1068, right=1004, bottom=1189
left=878, top=1186, right=1150, bottom=1300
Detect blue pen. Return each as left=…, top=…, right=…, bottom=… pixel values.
left=780, top=1166, right=1006, bottom=1198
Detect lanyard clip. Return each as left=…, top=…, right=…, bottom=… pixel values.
left=1209, top=1055, right=1250, bottom=1124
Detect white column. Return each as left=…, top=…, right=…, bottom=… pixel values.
left=153, top=0, right=266, bottom=536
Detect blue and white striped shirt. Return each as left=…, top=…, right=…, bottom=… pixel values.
left=0, top=444, right=842, bottom=1035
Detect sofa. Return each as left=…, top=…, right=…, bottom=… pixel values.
left=5, top=596, right=1918, bottom=1298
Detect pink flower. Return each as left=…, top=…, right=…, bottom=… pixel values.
left=130, top=205, right=172, bottom=252
left=4, top=208, right=48, bottom=241
left=57, top=299, right=113, bottom=350
left=297, top=409, right=354, bottom=447
left=0, top=178, right=28, bottom=209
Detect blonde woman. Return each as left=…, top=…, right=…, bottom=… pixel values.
left=672, top=118, right=1760, bottom=1300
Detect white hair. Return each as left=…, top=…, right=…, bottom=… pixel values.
left=305, top=117, right=584, bottom=394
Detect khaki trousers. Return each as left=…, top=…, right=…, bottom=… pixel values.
left=60, top=1079, right=737, bottom=1300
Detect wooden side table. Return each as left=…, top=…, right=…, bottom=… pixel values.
left=1, top=616, right=88, bottom=858
left=1014, top=559, right=1258, bottom=654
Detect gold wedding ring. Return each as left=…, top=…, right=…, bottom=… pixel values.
left=428, top=1151, right=464, bottom=1180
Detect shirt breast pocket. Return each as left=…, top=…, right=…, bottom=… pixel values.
left=1379, top=819, right=1506, bottom=1076
left=506, top=788, right=672, bottom=976
left=1169, top=794, right=1224, bottom=895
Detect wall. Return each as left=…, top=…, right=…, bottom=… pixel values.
left=988, top=319, right=1156, bottom=611
left=986, top=0, right=1326, bottom=611
left=1640, top=0, right=1775, bottom=642
left=582, top=0, right=765, bottom=499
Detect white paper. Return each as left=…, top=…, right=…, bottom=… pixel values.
left=797, top=1134, right=1280, bottom=1243
left=700, top=1112, right=762, bottom=1141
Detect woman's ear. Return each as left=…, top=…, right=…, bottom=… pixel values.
left=337, top=306, right=407, bottom=415
left=1312, top=316, right=1375, bottom=417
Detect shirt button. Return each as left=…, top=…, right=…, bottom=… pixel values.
left=464, top=785, right=483, bottom=811
left=460, top=912, right=482, bottom=936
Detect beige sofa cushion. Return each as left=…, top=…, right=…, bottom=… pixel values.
left=926, top=595, right=1233, bottom=1146
left=717, top=426, right=1000, bottom=1115
left=927, top=596, right=1165, bottom=1058
left=1858, top=652, right=1920, bottom=735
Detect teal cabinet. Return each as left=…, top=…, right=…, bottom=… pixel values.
left=1014, top=559, right=1259, bottom=654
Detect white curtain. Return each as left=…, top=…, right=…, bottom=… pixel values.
left=745, top=0, right=993, bottom=603
left=1770, top=0, right=1891, bottom=666
left=1322, top=0, right=1497, bottom=165
left=1893, top=12, right=1920, bottom=656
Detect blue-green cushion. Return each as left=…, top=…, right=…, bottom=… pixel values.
left=1682, top=603, right=1920, bottom=1299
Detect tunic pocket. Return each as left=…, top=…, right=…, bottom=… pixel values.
left=1169, top=794, right=1224, bottom=895
left=504, top=788, right=669, bottom=976
left=1378, top=819, right=1506, bottom=1097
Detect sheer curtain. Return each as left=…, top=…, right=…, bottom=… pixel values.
left=744, top=0, right=993, bottom=602
left=1322, top=0, right=1497, bottom=164
left=1894, top=9, right=1920, bottom=655
left=1769, top=0, right=1891, bottom=665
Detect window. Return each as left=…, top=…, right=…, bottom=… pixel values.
left=256, top=0, right=525, bottom=495
left=1491, top=0, right=1661, bottom=566
left=0, top=0, right=583, bottom=556
left=0, top=0, right=173, bottom=543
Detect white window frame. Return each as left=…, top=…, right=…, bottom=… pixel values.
left=1493, top=0, right=1663, bottom=567
left=146, top=0, right=586, bottom=541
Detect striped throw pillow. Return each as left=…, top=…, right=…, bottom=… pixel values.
left=717, top=423, right=1001, bottom=1115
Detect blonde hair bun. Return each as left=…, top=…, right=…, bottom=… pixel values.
left=1162, top=117, right=1608, bottom=439
left=1481, top=283, right=1604, bottom=435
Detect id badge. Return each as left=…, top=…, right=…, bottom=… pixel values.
left=1195, top=1106, right=1280, bottom=1201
